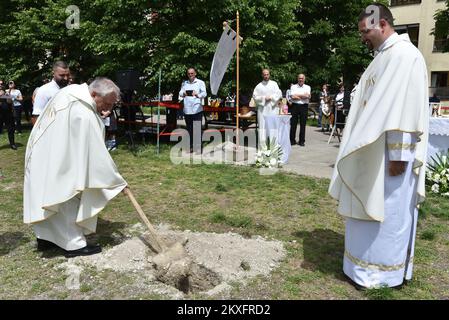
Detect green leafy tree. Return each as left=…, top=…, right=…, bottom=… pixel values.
left=433, top=0, right=449, bottom=52
left=0, top=0, right=155, bottom=94
left=145, top=0, right=302, bottom=97
left=294, top=0, right=387, bottom=96
left=0, top=0, right=388, bottom=100
left=0, top=0, right=303, bottom=97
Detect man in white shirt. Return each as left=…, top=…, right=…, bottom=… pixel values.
left=178, top=68, right=207, bottom=154
left=252, top=69, right=282, bottom=146
left=32, top=61, right=70, bottom=124
left=329, top=4, right=429, bottom=289
left=288, top=74, right=311, bottom=146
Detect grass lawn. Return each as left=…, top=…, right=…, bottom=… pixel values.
left=1, top=128, right=449, bottom=300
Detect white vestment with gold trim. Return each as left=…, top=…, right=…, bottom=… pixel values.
left=344, top=132, right=419, bottom=287
left=329, top=33, right=429, bottom=288
left=23, top=84, right=127, bottom=250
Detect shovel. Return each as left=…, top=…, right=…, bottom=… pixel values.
left=123, top=187, right=192, bottom=291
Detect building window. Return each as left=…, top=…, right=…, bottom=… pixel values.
left=395, top=24, right=419, bottom=48
left=433, top=17, right=449, bottom=53
left=390, top=0, right=421, bottom=6
left=433, top=37, right=449, bottom=53
left=431, top=72, right=449, bottom=98
left=431, top=72, right=449, bottom=88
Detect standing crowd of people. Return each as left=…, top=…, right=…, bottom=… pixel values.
left=1, top=60, right=117, bottom=151
left=0, top=61, right=71, bottom=150
left=250, top=68, right=356, bottom=148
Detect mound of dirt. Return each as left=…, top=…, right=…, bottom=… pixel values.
left=62, top=224, right=286, bottom=297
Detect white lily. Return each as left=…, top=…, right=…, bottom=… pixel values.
left=431, top=184, right=440, bottom=193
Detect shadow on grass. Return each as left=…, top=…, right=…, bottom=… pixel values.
left=0, top=232, right=29, bottom=256
left=89, top=218, right=128, bottom=248
left=292, top=228, right=345, bottom=279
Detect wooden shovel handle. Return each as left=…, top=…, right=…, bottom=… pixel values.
left=123, top=187, right=167, bottom=252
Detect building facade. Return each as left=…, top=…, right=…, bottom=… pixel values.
left=390, top=0, right=449, bottom=101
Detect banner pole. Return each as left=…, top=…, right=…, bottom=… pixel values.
left=236, top=11, right=240, bottom=150
left=157, top=69, right=161, bottom=155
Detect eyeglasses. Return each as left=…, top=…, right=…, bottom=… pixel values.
left=358, top=28, right=374, bottom=36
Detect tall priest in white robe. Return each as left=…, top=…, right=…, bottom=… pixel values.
left=24, top=78, right=128, bottom=258
left=252, top=69, right=282, bottom=146
left=329, top=4, right=429, bottom=289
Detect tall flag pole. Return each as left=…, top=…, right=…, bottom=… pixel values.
left=236, top=11, right=240, bottom=149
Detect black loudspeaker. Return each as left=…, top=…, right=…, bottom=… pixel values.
left=116, top=69, right=140, bottom=91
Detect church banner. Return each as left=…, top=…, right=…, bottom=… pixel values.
left=210, top=24, right=238, bottom=96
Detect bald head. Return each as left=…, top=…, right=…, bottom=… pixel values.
left=262, top=69, right=270, bottom=82
left=187, top=67, right=197, bottom=82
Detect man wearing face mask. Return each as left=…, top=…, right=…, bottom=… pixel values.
left=32, top=61, right=70, bottom=124
left=329, top=3, right=429, bottom=289
left=24, top=77, right=128, bottom=257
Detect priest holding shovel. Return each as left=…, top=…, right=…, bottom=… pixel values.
left=23, top=77, right=191, bottom=285
left=24, top=78, right=128, bottom=258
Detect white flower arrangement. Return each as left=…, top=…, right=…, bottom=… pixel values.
left=255, top=137, right=283, bottom=169
left=426, top=149, right=449, bottom=197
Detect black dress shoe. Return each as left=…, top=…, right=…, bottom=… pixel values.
left=290, top=141, right=297, bottom=145
left=343, top=274, right=366, bottom=291
left=299, top=143, right=305, bottom=147
left=37, top=238, right=59, bottom=251
left=10, top=144, right=17, bottom=150
left=64, top=244, right=102, bottom=258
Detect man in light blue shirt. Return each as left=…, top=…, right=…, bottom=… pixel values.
left=178, top=68, right=207, bottom=153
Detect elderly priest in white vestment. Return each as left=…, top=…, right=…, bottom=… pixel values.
left=24, top=78, right=128, bottom=258
left=252, top=69, right=282, bottom=146
left=329, top=3, right=429, bottom=289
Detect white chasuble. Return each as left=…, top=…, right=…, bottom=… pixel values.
left=24, top=84, right=127, bottom=249
left=329, top=33, right=429, bottom=288
left=329, top=33, right=429, bottom=222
